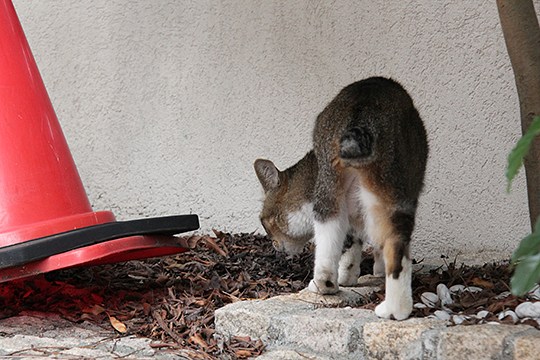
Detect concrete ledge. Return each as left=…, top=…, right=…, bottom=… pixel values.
left=214, top=284, right=540, bottom=360
left=0, top=312, right=185, bottom=359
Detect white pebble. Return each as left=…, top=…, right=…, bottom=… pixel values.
left=452, top=315, right=466, bottom=325
left=449, top=284, right=465, bottom=294
left=529, top=285, right=540, bottom=300
left=437, top=284, right=453, bottom=306
left=498, top=310, right=519, bottom=323
left=414, top=302, right=427, bottom=309
left=421, top=292, right=439, bottom=308
left=515, top=302, right=540, bottom=318
left=494, top=291, right=511, bottom=300
left=486, top=321, right=500, bottom=325
left=464, top=286, right=483, bottom=293
left=476, top=310, right=490, bottom=319
left=434, top=310, right=451, bottom=321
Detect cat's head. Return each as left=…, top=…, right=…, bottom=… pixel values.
left=253, top=158, right=314, bottom=255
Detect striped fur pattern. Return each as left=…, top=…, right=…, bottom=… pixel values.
left=255, top=77, right=428, bottom=320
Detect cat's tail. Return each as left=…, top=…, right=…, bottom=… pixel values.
left=339, top=126, right=376, bottom=166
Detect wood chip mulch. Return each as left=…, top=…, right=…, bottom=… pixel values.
left=0, top=231, right=536, bottom=359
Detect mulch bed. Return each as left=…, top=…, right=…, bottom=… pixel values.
left=0, top=231, right=537, bottom=359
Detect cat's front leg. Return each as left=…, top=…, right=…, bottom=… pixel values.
left=337, top=233, right=363, bottom=286
left=372, top=247, right=385, bottom=277
left=308, top=216, right=348, bottom=294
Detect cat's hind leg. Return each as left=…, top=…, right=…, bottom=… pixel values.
left=374, top=245, right=412, bottom=320
left=372, top=210, right=415, bottom=320
left=359, top=186, right=414, bottom=320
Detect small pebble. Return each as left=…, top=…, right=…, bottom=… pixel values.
left=414, top=302, right=427, bottom=309
left=437, top=283, right=453, bottom=306
left=515, top=302, right=540, bottom=318
left=420, top=292, right=439, bottom=308
left=452, top=315, right=465, bottom=325
left=529, top=285, right=540, bottom=300
left=486, top=321, right=500, bottom=325
left=449, top=284, right=465, bottom=294
left=464, top=286, right=483, bottom=293
left=494, top=291, right=511, bottom=300
left=434, top=310, right=451, bottom=321
left=476, top=310, right=490, bottom=319
left=498, top=310, right=519, bottom=323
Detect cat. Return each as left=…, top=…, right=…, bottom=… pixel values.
left=254, top=77, right=428, bottom=320
left=254, top=150, right=385, bottom=286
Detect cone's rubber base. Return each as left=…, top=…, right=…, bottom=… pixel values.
left=0, top=214, right=199, bottom=283
left=0, top=211, right=117, bottom=249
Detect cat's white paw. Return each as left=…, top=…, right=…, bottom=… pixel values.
left=338, top=271, right=359, bottom=287
left=308, top=278, right=339, bottom=294
left=373, top=265, right=386, bottom=278
left=374, top=298, right=412, bottom=320
left=338, top=237, right=362, bottom=287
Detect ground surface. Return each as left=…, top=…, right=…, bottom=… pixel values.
left=0, top=232, right=537, bottom=359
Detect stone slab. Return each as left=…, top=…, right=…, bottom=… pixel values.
left=215, top=284, right=540, bottom=359
left=0, top=312, right=187, bottom=359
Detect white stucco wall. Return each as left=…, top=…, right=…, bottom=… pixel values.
left=11, top=0, right=534, bottom=263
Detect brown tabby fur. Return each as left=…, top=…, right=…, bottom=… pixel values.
left=255, top=77, right=428, bottom=320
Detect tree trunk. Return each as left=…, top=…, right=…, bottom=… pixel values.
left=497, top=0, right=540, bottom=229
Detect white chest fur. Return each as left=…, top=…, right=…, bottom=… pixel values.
left=287, top=202, right=314, bottom=237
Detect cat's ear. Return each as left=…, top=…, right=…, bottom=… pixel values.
left=254, top=159, right=281, bottom=192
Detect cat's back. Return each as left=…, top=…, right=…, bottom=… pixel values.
left=333, top=77, right=414, bottom=115
left=314, top=77, right=423, bottom=155
left=313, top=77, right=428, bottom=200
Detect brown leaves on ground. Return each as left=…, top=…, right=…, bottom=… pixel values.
left=0, top=231, right=309, bottom=359
left=0, top=232, right=537, bottom=359
left=406, top=259, right=539, bottom=328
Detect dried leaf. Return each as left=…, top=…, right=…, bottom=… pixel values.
left=235, top=349, right=254, bottom=358
left=83, top=304, right=106, bottom=316
left=188, top=334, right=208, bottom=349
left=276, top=279, right=290, bottom=287
left=193, top=299, right=207, bottom=307
left=178, top=235, right=205, bottom=249
left=203, top=236, right=228, bottom=257
left=471, top=277, right=494, bottom=289
left=232, top=335, right=252, bottom=343
left=223, top=291, right=241, bottom=303
left=142, top=302, right=152, bottom=316
left=212, top=229, right=226, bottom=238
left=109, top=316, right=127, bottom=333
left=79, top=313, right=95, bottom=321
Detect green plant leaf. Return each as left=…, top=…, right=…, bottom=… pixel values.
left=511, top=217, right=540, bottom=263
left=511, top=252, right=540, bottom=296
left=506, top=116, right=540, bottom=192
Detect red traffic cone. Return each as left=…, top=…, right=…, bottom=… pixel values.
left=0, top=0, right=198, bottom=282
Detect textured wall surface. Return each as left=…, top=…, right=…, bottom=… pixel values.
left=12, top=0, right=534, bottom=263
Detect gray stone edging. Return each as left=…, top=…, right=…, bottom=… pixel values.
left=214, top=284, right=540, bottom=360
